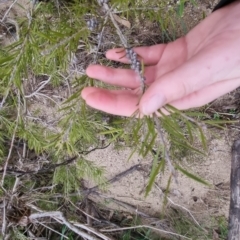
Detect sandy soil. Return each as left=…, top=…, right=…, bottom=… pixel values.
left=0, top=0, right=31, bottom=45
left=86, top=128, right=233, bottom=224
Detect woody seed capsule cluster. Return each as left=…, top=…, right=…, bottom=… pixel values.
left=126, top=48, right=146, bottom=86
left=87, top=19, right=98, bottom=31
left=99, top=0, right=109, bottom=4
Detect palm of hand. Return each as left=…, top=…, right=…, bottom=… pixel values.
left=82, top=2, right=240, bottom=116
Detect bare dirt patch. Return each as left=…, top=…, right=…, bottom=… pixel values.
left=86, top=129, right=233, bottom=223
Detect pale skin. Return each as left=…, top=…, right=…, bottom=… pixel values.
left=82, top=1, right=240, bottom=117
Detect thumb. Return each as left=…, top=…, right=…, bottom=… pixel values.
left=138, top=45, right=230, bottom=115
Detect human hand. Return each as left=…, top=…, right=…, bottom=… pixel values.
left=82, top=1, right=240, bottom=116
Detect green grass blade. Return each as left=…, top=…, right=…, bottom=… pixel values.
left=198, top=126, right=207, bottom=150
left=176, top=165, right=210, bottom=186
left=145, top=159, right=164, bottom=197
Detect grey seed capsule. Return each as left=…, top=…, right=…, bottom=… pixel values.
left=135, top=66, right=140, bottom=72
left=131, top=56, right=136, bottom=62
left=87, top=19, right=98, bottom=30
left=131, top=64, right=135, bottom=69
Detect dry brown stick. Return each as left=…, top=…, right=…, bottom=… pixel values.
left=153, top=182, right=203, bottom=229
left=88, top=163, right=142, bottom=193
left=86, top=199, right=93, bottom=235
left=29, top=211, right=109, bottom=240
left=0, top=143, right=111, bottom=176
left=97, top=194, right=150, bottom=218
left=69, top=200, right=102, bottom=223
left=228, top=139, right=240, bottom=239
left=0, top=92, right=21, bottom=188
left=100, top=224, right=191, bottom=240
left=0, top=0, right=18, bottom=22
left=89, top=191, right=171, bottom=224
left=98, top=1, right=128, bottom=48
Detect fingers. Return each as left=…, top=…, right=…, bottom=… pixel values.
left=81, top=87, right=139, bottom=116
left=138, top=42, right=235, bottom=115
left=106, top=37, right=188, bottom=68
left=86, top=37, right=188, bottom=89
left=81, top=78, right=240, bottom=117
left=106, top=45, right=165, bottom=65
left=106, top=44, right=167, bottom=65
left=86, top=64, right=156, bottom=88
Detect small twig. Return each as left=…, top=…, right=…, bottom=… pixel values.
left=58, top=72, right=72, bottom=97
left=154, top=183, right=203, bottom=229
left=68, top=200, right=102, bottom=223
left=29, top=211, right=109, bottom=240
left=35, top=220, right=69, bottom=239
left=33, top=92, right=60, bottom=105
left=2, top=198, right=7, bottom=237
left=0, top=143, right=112, bottom=176
left=25, top=76, right=52, bottom=99
left=32, top=184, right=57, bottom=193
left=88, top=163, right=142, bottom=192
left=1, top=91, right=21, bottom=186
left=102, top=196, right=149, bottom=218
left=72, top=222, right=112, bottom=240
left=94, top=1, right=145, bottom=92
left=1, top=0, right=19, bottom=22
left=168, top=197, right=203, bottom=228
left=153, top=114, right=178, bottom=183
left=100, top=224, right=191, bottom=239
left=113, top=7, right=163, bottom=14
left=89, top=191, right=155, bottom=219
left=11, top=177, right=20, bottom=196
left=93, top=14, right=109, bottom=64
left=97, top=1, right=128, bottom=47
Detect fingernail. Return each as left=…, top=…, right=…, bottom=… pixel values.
left=141, top=94, right=166, bottom=115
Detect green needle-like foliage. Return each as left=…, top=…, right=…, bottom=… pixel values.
left=53, top=158, right=106, bottom=194
left=126, top=104, right=228, bottom=195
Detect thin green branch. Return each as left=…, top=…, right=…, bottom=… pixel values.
left=153, top=113, right=178, bottom=183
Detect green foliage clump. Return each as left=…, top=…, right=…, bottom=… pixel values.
left=53, top=158, right=106, bottom=194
